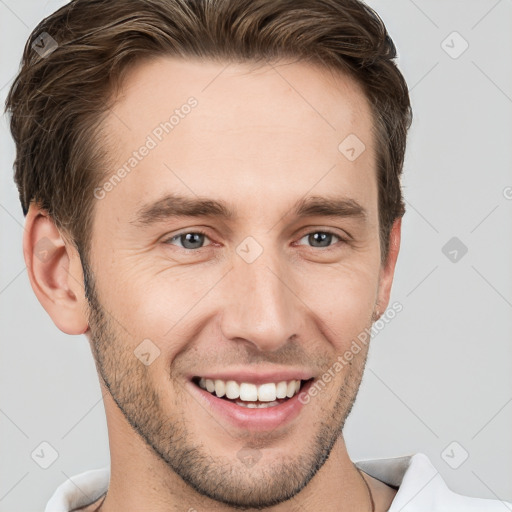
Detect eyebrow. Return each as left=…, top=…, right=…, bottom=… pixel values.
left=131, top=193, right=367, bottom=227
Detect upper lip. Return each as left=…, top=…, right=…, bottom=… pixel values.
left=190, top=368, right=315, bottom=386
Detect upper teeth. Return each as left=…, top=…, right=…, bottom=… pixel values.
left=198, top=378, right=302, bottom=402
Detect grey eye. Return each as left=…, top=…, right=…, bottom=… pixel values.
left=298, top=231, right=341, bottom=248
left=166, top=232, right=211, bottom=250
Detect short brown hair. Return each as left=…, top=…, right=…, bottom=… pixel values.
left=5, top=0, right=412, bottom=265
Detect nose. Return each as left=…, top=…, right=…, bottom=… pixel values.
left=219, top=250, right=304, bottom=352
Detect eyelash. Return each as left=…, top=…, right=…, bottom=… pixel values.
left=163, top=229, right=347, bottom=251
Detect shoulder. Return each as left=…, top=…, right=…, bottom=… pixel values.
left=397, top=453, right=511, bottom=511
left=44, top=467, right=109, bottom=512
left=356, top=453, right=512, bottom=512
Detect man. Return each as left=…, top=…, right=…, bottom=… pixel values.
left=4, top=0, right=511, bottom=510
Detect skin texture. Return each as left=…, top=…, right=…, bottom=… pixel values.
left=24, top=57, right=401, bottom=511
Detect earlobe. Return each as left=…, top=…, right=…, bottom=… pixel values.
left=23, top=203, right=89, bottom=335
left=375, top=217, right=402, bottom=317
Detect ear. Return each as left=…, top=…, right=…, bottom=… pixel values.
left=23, top=203, right=89, bottom=335
left=375, top=217, right=402, bottom=319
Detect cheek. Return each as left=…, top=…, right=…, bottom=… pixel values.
left=96, top=265, right=210, bottom=355
left=299, top=264, right=378, bottom=349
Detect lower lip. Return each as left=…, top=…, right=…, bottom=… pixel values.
left=187, top=379, right=315, bottom=432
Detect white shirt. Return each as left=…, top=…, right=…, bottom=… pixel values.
left=45, top=452, right=512, bottom=511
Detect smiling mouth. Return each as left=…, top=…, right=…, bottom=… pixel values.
left=191, top=376, right=314, bottom=408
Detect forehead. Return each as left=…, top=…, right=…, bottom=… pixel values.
left=96, top=56, right=377, bottom=226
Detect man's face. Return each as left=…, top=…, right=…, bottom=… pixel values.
left=86, top=57, right=391, bottom=508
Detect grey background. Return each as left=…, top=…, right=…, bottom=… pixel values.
left=1, top=0, right=511, bottom=510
